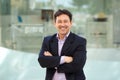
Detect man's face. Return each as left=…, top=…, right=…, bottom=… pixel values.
left=54, top=14, right=72, bottom=36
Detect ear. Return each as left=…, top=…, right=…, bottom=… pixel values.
left=71, top=21, right=72, bottom=25
left=70, top=21, right=72, bottom=26
left=53, top=21, right=57, bottom=28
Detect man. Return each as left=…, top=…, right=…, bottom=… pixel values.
left=38, top=9, right=87, bottom=80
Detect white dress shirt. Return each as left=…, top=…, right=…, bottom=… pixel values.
left=52, top=32, right=70, bottom=80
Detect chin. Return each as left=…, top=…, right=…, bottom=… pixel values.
left=59, top=31, right=68, bottom=35
left=61, top=33, right=67, bottom=35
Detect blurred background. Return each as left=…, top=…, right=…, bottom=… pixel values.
left=0, top=0, right=120, bottom=80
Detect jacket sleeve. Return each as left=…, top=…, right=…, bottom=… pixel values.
left=38, top=37, right=61, bottom=68
left=57, top=39, right=87, bottom=73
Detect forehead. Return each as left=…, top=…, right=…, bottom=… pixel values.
left=56, top=14, right=70, bottom=20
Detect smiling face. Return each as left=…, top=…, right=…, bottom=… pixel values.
left=54, top=14, right=72, bottom=39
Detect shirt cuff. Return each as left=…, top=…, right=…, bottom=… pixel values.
left=60, top=56, right=65, bottom=64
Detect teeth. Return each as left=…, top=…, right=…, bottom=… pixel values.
left=61, top=27, right=66, bottom=29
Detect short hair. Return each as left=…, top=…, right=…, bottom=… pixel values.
left=54, top=9, right=72, bottom=22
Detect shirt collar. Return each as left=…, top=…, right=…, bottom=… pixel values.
left=56, top=31, right=70, bottom=40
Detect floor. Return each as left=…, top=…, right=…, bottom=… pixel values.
left=0, top=47, right=120, bottom=80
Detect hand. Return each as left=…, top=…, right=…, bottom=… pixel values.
left=44, top=51, right=52, bottom=56
left=64, top=56, right=73, bottom=63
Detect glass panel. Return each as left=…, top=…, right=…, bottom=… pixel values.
left=0, top=0, right=114, bottom=51
left=10, top=24, right=44, bottom=53
left=113, top=0, right=120, bottom=45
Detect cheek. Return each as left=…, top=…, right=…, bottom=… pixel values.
left=54, top=23, right=58, bottom=28
left=55, top=23, right=60, bottom=28
left=54, top=24, right=60, bottom=30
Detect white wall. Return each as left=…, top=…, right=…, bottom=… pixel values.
left=0, top=27, right=1, bottom=46
left=0, top=15, right=1, bottom=46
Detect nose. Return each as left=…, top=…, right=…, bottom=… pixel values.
left=61, top=22, right=66, bottom=26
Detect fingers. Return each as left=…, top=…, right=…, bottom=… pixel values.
left=64, top=56, right=73, bottom=63
left=44, top=51, right=52, bottom=56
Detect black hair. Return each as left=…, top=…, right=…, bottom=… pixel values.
left=54, top=9, right=72, bottom=22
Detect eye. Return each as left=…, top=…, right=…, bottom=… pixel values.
left=57, top=20, right=62, bottom=23
left=64, top=20, right=68, bottom=23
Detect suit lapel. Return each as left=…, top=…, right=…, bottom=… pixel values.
left=49, top=32, right=75, bottom=56
left=61, top=32, right=75, bottom=56
left=49, top=34, right=59, bottom=56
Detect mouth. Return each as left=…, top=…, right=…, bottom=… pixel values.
left=60, top=27, right=67, bottom=32
left=60, top=26, right=67, bottom=30
left=61, top=27, right=66, bottom=29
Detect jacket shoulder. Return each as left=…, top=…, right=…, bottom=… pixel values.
left=72, top=33, right=86, bottom=40
left=72, top=33, right=87, bottom=44
left=44, top=34, right=56, bottom=42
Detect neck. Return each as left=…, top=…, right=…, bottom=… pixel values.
left=59, top=34, right=66, bottom=40
left=58, top=32, right=70, bottom=40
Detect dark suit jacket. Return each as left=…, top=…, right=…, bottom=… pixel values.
left=38, top=32, right=87, bottom=80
